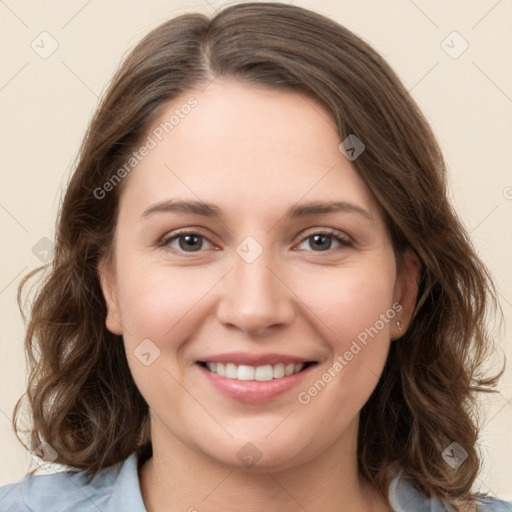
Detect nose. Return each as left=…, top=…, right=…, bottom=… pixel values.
left=216, top=243, right=296, bottom=335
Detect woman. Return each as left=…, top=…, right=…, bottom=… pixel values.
left=1, top=2, right=510, bottom=511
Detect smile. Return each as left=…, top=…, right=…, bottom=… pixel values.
left=198, top=361, right=315, bottom=381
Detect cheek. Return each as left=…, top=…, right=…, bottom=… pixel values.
left=117, top=262, right=209, bottom=343
left=116, top=250, right=396, bottom=350
left=114, top=260, right=210, bottom=406
left=295, top=263, right=396, bottom=404
left=299, top=261, right=396, bottom=344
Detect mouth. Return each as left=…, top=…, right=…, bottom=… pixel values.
left=194, top=352, right=320, bottom=403
left=196, top=360, right=317, bottom=381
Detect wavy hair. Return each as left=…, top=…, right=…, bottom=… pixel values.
left=13, top=3, right=504, bottom=510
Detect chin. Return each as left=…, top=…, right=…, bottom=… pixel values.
left=201, top=434, right=315, bottom=473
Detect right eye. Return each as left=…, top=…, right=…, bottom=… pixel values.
left=160, top=230, right=215, bottom=253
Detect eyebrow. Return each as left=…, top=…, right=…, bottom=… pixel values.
left=141, top=199, right=373, bottom=221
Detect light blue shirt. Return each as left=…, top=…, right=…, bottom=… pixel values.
left=1, top=454, right=511, bottom=511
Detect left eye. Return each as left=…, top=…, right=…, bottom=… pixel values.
left=160, top=230, right=351, bottom=254
left=295, top=231, right=351, bottom=252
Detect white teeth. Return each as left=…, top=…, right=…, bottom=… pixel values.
left=237, top=365, right=255, bottom=380
left=216, top=362, right=225, bottom=377
left=273, top=363, right=285, bottom=379
left=203, top=361, right=307, bottom=380
left=225, top=363, right=237, bottom=379
left=254, top=365, right=273, bottom=381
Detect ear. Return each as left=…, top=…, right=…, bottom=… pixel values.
left=392, top=249, right=422, bottom=340
left=97, top=256, right=124, bottom=335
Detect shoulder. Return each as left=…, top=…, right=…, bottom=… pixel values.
left=474, top=495, right=512, bottom=512
left=0, top=454, right=147, bottom=512
left=388, top=469, right=512, bottom=512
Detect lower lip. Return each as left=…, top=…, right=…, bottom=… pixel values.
left=196, top=363, right=316, bottom=404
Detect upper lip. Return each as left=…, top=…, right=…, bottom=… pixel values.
left=197, top=352, right=316, bottom=366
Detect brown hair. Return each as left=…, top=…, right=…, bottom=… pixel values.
left=13, top=3, right=505, bottom=510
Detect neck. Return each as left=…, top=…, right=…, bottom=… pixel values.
left=138, top=415, right=389, bottom=512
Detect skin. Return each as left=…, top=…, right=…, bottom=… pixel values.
left=99, top=78, right=421, bottom=512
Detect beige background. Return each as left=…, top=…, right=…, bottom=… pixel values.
left=1, top=0, right=511, bottom=499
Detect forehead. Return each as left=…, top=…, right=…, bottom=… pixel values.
left=118, top=78, right=380, bottom=224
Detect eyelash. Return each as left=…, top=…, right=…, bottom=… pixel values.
left=158, top=228, right=353, bottom=255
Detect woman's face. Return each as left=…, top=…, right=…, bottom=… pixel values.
left=100, top=78, right=419, bottom=471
